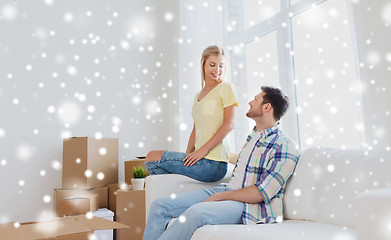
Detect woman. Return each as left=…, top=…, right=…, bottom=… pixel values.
left=144, top=45, right=238, bottom=182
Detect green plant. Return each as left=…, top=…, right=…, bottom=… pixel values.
left=133, top=166, right=147, bottom=178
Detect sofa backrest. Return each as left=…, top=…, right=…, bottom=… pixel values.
left=283, top=147, right=391, bottom=228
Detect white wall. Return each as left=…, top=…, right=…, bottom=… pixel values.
left=350, top=1, right=391, bottom=149
left=0, top=0, right=179, bottom=223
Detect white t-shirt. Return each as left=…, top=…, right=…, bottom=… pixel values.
left=227, top=130, right=261, bottom=190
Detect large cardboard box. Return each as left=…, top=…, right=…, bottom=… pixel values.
left=0, top=215, right=128, bottom=240
left=124, top=159, right=149, bottom=185
left=60, top=194, right=98, bottom=217
left=62, top=137, right=118, bottom=189
left=54, top=187, right=108, bottom=217
left=116, top=189, right=146, bottom=240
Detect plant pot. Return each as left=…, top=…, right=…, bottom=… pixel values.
left=131, top=178, right=145, bottom=190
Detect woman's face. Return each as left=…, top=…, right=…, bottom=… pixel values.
left=204, top=54, right=225, bottom=83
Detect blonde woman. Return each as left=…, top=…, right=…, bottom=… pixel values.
left=144, top=45, right=238, bottom=182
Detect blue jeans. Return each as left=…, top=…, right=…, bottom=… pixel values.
left=142, top=186, right=244, bottom=240
left=145, top=151, right=227, bottom=182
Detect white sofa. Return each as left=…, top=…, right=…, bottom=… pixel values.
left=145, top=147, right=391, bottom=240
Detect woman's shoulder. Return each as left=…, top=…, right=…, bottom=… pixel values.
left=218, top=81, right=235, bottom=90
left=220, top=81, right=233, bottom=87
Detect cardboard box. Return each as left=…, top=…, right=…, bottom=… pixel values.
left=60, top=194, right=98, bottom=216
left=108, top=183, right=130, bottom=217
left=62, top=137, right=118, bottom=189
left=108, top=183, right=131, bottom=240
left=0, top=215, right=128, bottom=240
left=54, top=187, right=108, bottom=217
left=124, top=159, right=149, bottom=185
left=116, top=189, right=146, bottom=240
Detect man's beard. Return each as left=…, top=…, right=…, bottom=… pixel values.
left=246, top=108, right=263, bottom=118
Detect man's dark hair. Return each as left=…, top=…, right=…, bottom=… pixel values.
left=261, top=86, right=289, bottom=121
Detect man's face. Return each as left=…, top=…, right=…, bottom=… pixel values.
left=246, top=92, right=266, bottom=119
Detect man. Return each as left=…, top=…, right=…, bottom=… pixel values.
left=143, top=86, right=300, bottom=240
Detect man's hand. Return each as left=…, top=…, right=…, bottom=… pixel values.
left=203, top=192, right=228, bottom=202
left=183, top=147, right=208, bottom=167
left=204, top=186, right=264, bottom=204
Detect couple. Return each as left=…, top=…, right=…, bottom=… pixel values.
left=143, top=46, right=300, bottom=240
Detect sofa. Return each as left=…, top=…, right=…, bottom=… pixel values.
left=145, top=147, right=391, bottom=240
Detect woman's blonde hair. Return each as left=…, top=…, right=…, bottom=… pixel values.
left=200, top=45, right=226, bottom=88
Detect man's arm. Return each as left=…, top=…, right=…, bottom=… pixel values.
left=205, top=140, right=299, bottom=204
left=204, top=185, right=263, bottom=204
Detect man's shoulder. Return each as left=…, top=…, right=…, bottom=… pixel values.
left=271, top=130, right=300, bottom=155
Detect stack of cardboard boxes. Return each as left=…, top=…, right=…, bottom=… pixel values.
left=54, top=137, right=118, bottom=218
left=56, top=137, right=148, bottom=240
left=108, top=159, right=148, bottom=240
left=1, top=137, right=132, bottom=240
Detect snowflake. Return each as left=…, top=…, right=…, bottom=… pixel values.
left=1, top=4, right=18, bottom=21
left=43, top=195, right=51, bottom=203
left=178, top=215, right=187, bottom=223
left=164, top=12, right=174, bottom=22
left=63, top=12, right=74, bottom=23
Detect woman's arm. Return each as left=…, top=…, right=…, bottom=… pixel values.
left=185, top=123, right=196, bottom=154
left=183, top=104, right=237, bottom=167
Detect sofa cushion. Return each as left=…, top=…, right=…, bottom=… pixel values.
left=284, top=147, right=391, bottom=227
left=190, top=220, right=356, bottom=240
left=283, top=147, right=317, bottom=221
left=145, top=163, right=234, bottom=216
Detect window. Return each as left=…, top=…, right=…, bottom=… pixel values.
left=292, top=0, right=362, bottom=149
left=290, top=0, right=302, bottom=6
left=224, top=0, right=364, bottom=149
left=243, top=0, right=280, bottom=29
left=245, top=31, right=280, bottom=130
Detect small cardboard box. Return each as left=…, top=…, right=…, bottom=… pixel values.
left=116, top=189, right=146, bottom=240
left=0, top=215, right=129, bottom=240
left=60, top=194, right=98, bottom=216
left=108, top=183, right=130, bottom=217
left=62, top=137, right=118, bottom=189
left=124, top=159, right=149, bottom=185
left=54, top=187, right=108, bottom=217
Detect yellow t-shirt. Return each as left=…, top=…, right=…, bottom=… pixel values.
left=191, top=82, right=238, bottom=162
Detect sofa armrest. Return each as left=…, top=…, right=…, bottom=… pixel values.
left=145, top=163, right=234, bottom=217
left=355, top=188, right=391, bottom=240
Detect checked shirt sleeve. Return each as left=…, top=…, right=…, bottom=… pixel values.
left=255, top=139, right=299, bottom=203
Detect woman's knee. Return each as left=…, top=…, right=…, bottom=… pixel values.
left=145, top=150, right=165, bottom=162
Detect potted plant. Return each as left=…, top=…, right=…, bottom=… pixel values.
left=131, top=166, right=147, bottom=190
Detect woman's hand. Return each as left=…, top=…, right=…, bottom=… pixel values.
left=183, top=147, right=208, bottom=167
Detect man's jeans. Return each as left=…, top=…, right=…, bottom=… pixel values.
left=145, top=150, right=228, bottom=182
left=143, top=186, right=244, bottom=240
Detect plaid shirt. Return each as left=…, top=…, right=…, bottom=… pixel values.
left=236, top=125, right=300, bottom=224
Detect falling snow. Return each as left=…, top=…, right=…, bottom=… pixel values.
left=0, top=0, right=389, bottom=232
